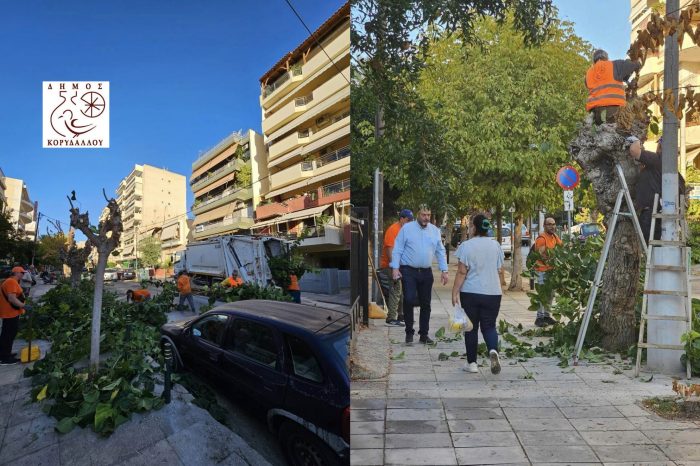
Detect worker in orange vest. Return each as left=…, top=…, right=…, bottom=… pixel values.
left=126, top=288, right=151, bottom=303
left=176, top=271, right=196, bottom=312
left=533, top=218, right=562, bottom=328
left=0, top=266, right=32, bottom=365
left=585, top=49, right=640, bottom=125
left=287, top=273, right=301, bottom=303
left=222, top=270, right=244, bottom=288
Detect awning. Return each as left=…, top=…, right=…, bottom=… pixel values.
left=161, top=222, right=180, bottom=240
left=121, top=247, right=134, bottom=255
left=252, top=205, right=329, bottom=229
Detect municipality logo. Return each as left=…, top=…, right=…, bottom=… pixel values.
left=43, top=81, right=109, bottom=148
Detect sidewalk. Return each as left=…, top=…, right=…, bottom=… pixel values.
left=350, top=263, right=700, bottom=465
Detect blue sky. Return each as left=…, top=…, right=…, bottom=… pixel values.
left=0, top=0, right=344, bottom=238
left=554, top=0, right=632, bottom=59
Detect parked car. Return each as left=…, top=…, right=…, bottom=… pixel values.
left=103, top=269, right=119, bottom=281
left=122, top=269, right=136, bottom=280
left=487, top=227, right=512, bottom=258
left=571, top=223, right=603, bottom=242
left=503, top=223, right=531, bottom=246
left=160, top=300, right=350, bottom=465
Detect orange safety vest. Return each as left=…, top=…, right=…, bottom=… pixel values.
left=585, top=61, right=626, bottom=111
left=534, top=233, right=563, bottom=272
left=132, top=289, right=151, bottom=302
left=224, top=276, right=243, bottom=288
left=288, top=274, right=300, bottom=291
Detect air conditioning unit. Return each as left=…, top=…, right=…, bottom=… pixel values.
left=195, top=225, right=204, bottom=233
left=316, top=114, right=330, bottom=128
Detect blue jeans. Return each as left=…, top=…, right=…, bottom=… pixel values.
left=400, top=266, right=433, bottom=337
left=178, top=293, right=195, bottom=312
left=460, top=292, right=501, bottom=363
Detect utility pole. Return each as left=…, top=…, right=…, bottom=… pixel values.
left=648, top=0, right=685, bottom=373
left=30, top=207, right=41, bottom=267
left=372, top=168, right=383, bottom=303
left=134, top=221, right=139, bottom=273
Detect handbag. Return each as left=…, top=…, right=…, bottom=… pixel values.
left=449, top=304, right=473, bottom=332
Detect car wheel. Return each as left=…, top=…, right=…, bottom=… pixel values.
left=278, top=421, right=341, bottom=466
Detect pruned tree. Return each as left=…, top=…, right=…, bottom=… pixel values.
left=568, top=102, right=649, bottom=351
left=68, top=189, right=122, bottom=372
left=59, top=227, right=92, bottom=288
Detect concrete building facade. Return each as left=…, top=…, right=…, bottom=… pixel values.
left=254, top=2, right=350, bottom=267
left=0, top=167, right=7, bottom=213
left=114, top=164, right=187, bottom=265
left=190, top=129, right=264, bottom=240
left=630, top=0, right=700, bottom=174
left=4, top=177, right=36, bottom=240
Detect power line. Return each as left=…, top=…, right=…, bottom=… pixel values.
left=282, top=0, right=350, bottom=86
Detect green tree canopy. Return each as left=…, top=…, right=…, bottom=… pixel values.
left=138, top=237, right=162, bottom=268
left=38, top=233, right=67, bottom=268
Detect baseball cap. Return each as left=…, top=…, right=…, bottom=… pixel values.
left=11, top=266, right=26, bottom=274
left=399, top=209, right=414, bottom=220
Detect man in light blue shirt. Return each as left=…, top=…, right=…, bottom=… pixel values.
left=391, top=205, right=449, bottom=344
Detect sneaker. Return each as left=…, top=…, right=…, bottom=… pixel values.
left=534, top=317, right=547, bottom=327
left=419, top=336, right=434, bottom=344
left=462, top=362, right=479, bottom=373
left=543, top=316, right=557, bottom=326
left=489, top=350, right=501, bottom=374
left=405, top=333, right=414, bottom=345
left=386, top=319, right=405, bottom=327
left=0, top=357, right=20, bottom=366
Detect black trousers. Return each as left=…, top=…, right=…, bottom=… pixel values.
left=400, top=266, right=433, bottom=337
left=0, top=316, right=19, bottom=358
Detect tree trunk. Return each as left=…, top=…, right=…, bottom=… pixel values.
left=90, top=248, right=108, bottom=372
left=569, top=109, right=647, bottom=351
left=509, top=216, right=524, bottom=291
left=460, top=215, right=468, bottom=242
left=70, top=265, right=81, bottom=288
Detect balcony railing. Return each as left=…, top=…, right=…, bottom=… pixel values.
left=295, top=95, right=313, bottom=107
left=195, top=214, right=254, bottom=233
left=298, top=129, right=310, bottom=138
left=316, top=146, right=350, bottom=168
left=191, top=160, right=238, bottom=186
left=322, top=179, right=351, bottom=197
left=262, top=64, right=303, bottom=98
left=192, top=185, right=248, bottom=210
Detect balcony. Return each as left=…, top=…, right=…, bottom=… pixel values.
left=256, top=195, right=318, bottom=221
left=193, top=216, right=255, bottom=239
left=161, top=238, right=184, bottom=249
left=300, top=224, right=345, bottom=248
left=269, top=161, right=315, bottom=190
left=192, top=132, right=244, bottom=171
left=190, top=159, right=245, bottom=192
left=191, top=187, right=253, bottom=215
left=269, top=130, right=310, bottom=160
left=262, top=64, right=304, bottom=103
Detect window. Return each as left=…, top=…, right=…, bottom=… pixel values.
left=287, top=335, right=323, bottom=383
left=228, top=320, right=278, bottom=368
left=191, top=314, right=229, bottom=345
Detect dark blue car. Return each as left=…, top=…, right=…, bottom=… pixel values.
left=160, top=300, right=350, bottom=466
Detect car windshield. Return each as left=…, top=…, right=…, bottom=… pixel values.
left=582, top=224, right=600, bottom=235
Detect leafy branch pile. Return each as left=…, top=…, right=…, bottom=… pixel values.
left=23, top=281, right=177, bottom=435
left=681, top=298, right=700, bottom=376
left=267, top=253, right=313, bottom=289
left=204, top=282, right=292, bottom=307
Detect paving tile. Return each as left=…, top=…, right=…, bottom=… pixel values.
left=601, top=463, right=674, bottom=466
left=118, top=439, right=184, bottom=466
left=388, top=373, right=436, bottom=381
left=387, top=398, right=442, bottom=409
left=385, top=433, right=453, bottom=449
left=352, top=389, right=388, bottom=399
left=523, top=444, right=599, bottom=463
left=592, top=444, right=670, bottom=463
left=350, top=448, right=383, bottom=465
left=444, top=408, right=504, bottom=420
left=0, top=415, right=58, bottom=464
left=387, top=389, right=441, bottom=399
left=643, top=429, right=700, bottom=444
left=385, top=447, right=457, bottom=465
left=551, top=396, right=613, bottom=407
left=454, top=446, right=528, bottom=465
left=533, top=463, right=601, bottom=466
left=579, top=430, right=652, bottom=445
left=503, top=407, right=564, bottom=419
left=659, top=444, right=700, bottom=462
left=385, top=420, right=450, bottom=434
left=386, top=408, right=445, bottom=421
left=442, top=398, right=500, bottom=409
left=353, top=381, right=388, bottom=391
left=569, top=417, right=637, bottom=431
left=447, top=419, right=513, bottom=433
left=516, top=430, right=587, bottom=446
left=351, top=409, right=385, bottom=422
left=560, top=405, right=624, bottom=419
left=351, top=399, right=387, bottom=410
left=613, top=403, right=651, bottom=417
left=351, top=421, right=385, bottom=435
left=498, top=397, right=555, bottom=408
left=509, top=418, right=574, bottom=431
left=627, top=417, right=700, bottom=430
left=451, top=431, right=520, bottom=448
left=7, top=443, right=60, bottom=466
left=388, top=381, right=440, bottom=390
left=350, top=434, right=384, bottom=449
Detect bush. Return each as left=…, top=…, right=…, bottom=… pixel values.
left=681, top=298, right=700, bottom=376
left=204, top=282, right=292, bottom=306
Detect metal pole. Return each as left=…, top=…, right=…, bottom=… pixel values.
left=134, top=221, right=139, bottom=272
left=680, top=114, right=687, bottom=180
left=31, top=211, right=41, bottom=267
left=648, top=0, right=685, bottom=373
left=372, top=169, right=381, bottom=303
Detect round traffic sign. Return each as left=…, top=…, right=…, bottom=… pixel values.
left=556, top=165, right=580, bottom=190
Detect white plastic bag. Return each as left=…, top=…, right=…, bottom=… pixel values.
left=449, top=304, right=473, bottom=332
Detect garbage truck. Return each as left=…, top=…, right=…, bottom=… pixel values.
left=173, top=235, right=288, bottom=287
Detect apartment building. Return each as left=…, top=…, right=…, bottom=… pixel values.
left=0, top=167, right=6, bottom=213
left=254, top=2, right=350, bottom=266
left=113, top=164, right=187, bottom=265
left=630, top=0, right=700, bottom=174
left=4, top=177, right=36, bottom=240
left=190, top=129, right=265, bottom=240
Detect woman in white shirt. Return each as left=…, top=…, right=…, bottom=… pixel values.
left=451, top=214, right=504, bottom=374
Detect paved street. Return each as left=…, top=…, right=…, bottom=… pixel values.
left=351, top=257, right=700, bottom=465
